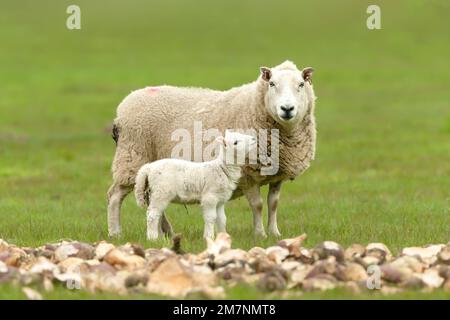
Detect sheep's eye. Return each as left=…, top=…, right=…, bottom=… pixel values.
left=299, top=82, right=305, bottom=88
left=234, top=141, right=238, bottom=145
left=269, top=81, right=275, bottom=87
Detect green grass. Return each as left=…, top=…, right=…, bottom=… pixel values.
left=0, top=0, right=449, bottom=299
left=1, top=283, right=449, bottom=300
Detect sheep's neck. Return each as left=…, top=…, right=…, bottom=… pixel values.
left=219, top=78, right=316, bottom=179
left=239, top=79, right=316, bottom=179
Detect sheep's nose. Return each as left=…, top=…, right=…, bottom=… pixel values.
left=280, top=105, right=295, bottom=120
left=280, top=105, right=295, bottom=112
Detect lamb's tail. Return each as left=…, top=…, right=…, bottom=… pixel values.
left=135, top=165, right=150, bottom=208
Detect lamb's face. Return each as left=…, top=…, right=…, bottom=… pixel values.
left=216, top=131, right=257, bottom=165
left=260, top=65, right=314, bottom=126
left=224, top=131, right=257, bottom=156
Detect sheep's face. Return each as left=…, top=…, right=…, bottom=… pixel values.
left=260, top=65, right=314, bottom=126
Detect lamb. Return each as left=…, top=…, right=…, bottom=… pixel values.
left=108, top=60, right=316, bottom=238
left=134, top=131, right=257, bottom=240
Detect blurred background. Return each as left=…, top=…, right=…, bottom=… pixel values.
left=0, top=0, right=449, bottom=252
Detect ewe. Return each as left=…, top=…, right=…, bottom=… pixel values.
left=134, top=131, right=256, bottom=240
left=108, top=60, right=316, bottom=238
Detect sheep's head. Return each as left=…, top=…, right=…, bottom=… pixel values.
left=260, top=61, right=315, bottom=126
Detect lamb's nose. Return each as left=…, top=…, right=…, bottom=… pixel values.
left=281, top=105, right=294, bottom=112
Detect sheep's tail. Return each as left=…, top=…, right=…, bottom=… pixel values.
left=111, top=121, right=119, bottom=145
left=135, top=165, right=150, bottom=208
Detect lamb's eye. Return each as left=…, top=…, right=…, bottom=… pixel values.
left=299, top=82, right=305, bottom=88
left=269, top=81, right=275, bottom=87
left=234, top=141, right=238, bottom=145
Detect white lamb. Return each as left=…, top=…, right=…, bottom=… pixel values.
left=134, top=131, right=257, bottom=240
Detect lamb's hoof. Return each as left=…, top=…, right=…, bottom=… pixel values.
left=108, top=229, right=121, bottom=238
left=203, top=233, right=215, bottom=241
left=147, top=232, right=159, bottom=240
left=171, top=234, right=185, bottom=255
left=163, top=228, right=175, bottom=238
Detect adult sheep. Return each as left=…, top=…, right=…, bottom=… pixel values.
left=108, top=60, right=317, bottom=238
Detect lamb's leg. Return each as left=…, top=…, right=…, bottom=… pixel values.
left=216, top=203, right=227, bottom=233
left=267, top=181, right=282, bottom=237
left=147, top=203, right=166, bottom=240
left=244, top=185, right=266, bottom=238
left=107, top=183, right=132, bottom=237
left=110, top=140, right=174, bottom=237
left=202, top=198, right=218, bottom=240
left=161, top=212, right=174, bottom=237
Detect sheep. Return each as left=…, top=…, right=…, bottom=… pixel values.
left=134, top=131, right=257, bottom=240
left=108, top=60, right=316, bottom=238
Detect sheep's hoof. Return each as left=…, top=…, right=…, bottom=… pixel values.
left=268, top=228, right=282, bottom=238
left=255, top=230, right=267, bottom=239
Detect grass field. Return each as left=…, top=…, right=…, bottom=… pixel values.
left=0, top=0, right=449, bottom=299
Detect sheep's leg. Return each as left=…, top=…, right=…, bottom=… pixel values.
left=107, top=183, right=132, bottom=237
left=109, top=141, right=147, bottom=237
left=244, top=185, right=266, bottom=238
left=267, top=181, right=282, bottom=237
left=215, top=203, right=227, bottom=233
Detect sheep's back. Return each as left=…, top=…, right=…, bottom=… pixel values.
left=114, top=85, right=243, bottom=161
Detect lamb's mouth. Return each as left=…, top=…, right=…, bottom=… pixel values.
left=247, top=141, right=257, bottom=149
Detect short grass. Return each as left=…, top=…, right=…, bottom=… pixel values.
left=1, top=283, right=449, bottom=300
left=0, top=0, right=449, bottom=299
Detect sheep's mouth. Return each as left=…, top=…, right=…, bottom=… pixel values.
left=280, top=114, right=294, bottom=121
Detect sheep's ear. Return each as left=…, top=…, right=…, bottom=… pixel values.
left=260, top=67, right=272, bottom=82
left=302, top=67, right=314, bottom=84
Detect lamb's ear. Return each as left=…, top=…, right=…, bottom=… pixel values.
left=302, top=67, right=314, bottom=84
left=260, top=67, right=272, bottom=82
left=215, top=136, right=226, bottom=147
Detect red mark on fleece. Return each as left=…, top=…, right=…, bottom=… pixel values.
left=146, top=86, right=160, bottom=94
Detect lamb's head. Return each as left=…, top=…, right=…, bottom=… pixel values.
left=260, top=61, right=315, bottom=126
left=216, top=131, right=257, bottom=165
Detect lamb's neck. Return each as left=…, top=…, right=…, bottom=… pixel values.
left=213, top=154, right=242, bottom=186
left=219, top=162, right=242, bottom=186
